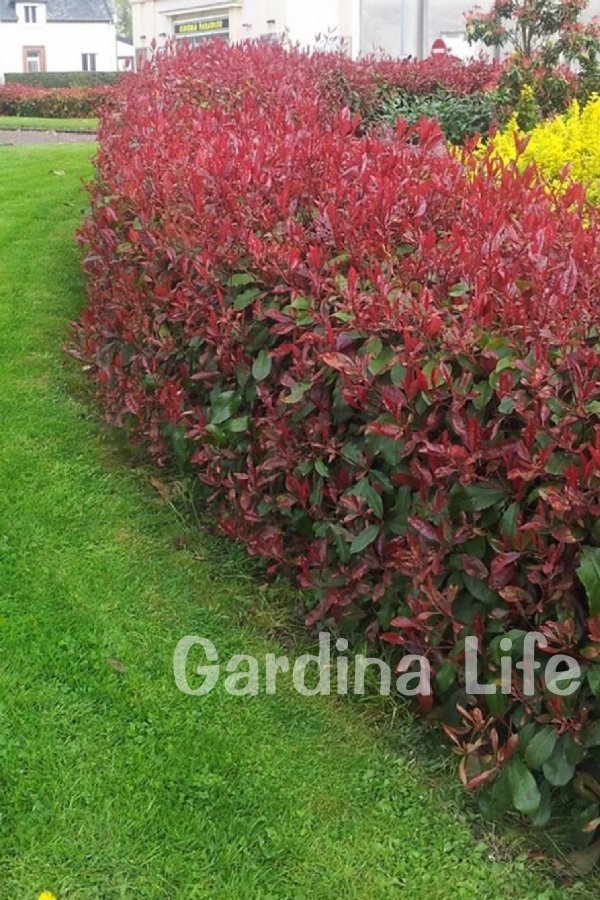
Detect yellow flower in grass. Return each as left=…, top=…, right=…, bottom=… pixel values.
left=38, top=892, right=57, bottom=900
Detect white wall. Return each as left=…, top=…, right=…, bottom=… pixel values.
left=361, top=0, right=418, bottom=57
left=131, top=0, right=600, bottom=66
left=0, top=4, right=117, bottom=75
left=131, top=0, right=361, bottom=59
left=285, top=0, right=353, bottom=52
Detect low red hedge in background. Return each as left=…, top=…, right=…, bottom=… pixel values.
left=73, top=41, right=600, bottom=838
left=0, top=83, right=112, bottom=118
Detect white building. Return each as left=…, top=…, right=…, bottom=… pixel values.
left=362, top=0, right=600, bottom=59
left=117, top=35, right=134, bottom=68
left=131, top=0, right=356, bottom=64
left=131, top=0, right=600, bottom=64
left=0, top=0, right=118, bottom=77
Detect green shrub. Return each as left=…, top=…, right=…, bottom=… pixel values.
left=4, top=71, right=120, bottom=88
left=369, top=89, right=507, bottom=144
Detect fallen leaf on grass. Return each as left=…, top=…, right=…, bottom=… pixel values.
left=148, top=475, right=174, bottom=503
left=566, top=838, right=600, bottom=875
left=106, top=657, right=128, bottom=674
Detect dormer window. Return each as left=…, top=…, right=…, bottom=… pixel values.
left=24, top=5, right=37, bottom=23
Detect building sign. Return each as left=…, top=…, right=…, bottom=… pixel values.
left=174, top=17, right=230, bottom=39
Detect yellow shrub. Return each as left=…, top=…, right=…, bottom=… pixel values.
left=486, top=95, right=600, bottom=205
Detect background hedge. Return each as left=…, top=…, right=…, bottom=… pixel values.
left=0, top=83, right=113, bottom=117
left=4, top=71, right=120, bottom=88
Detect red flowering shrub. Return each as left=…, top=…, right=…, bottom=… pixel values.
left=74, top=41, right=600, bottom=837
left=0, top=83, right=112, bottom=118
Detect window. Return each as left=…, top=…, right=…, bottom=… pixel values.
left=24, top=5, right=37, bottom=23
left=81, top=53, right=97, bottom=72
left=23, top=47, right=44, bottom=72
left=26, top=51, right=40, bottom=72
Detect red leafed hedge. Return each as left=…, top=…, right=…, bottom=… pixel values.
left=349, top=53, right=499, bottom=102
left=0, top=83, right=112, bottom=118
left=74, top=41, right=600, bottom=835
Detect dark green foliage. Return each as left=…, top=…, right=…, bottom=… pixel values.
left=369, top=89, right=507, bottom=144
left=4, top=71, right=120, bottom=87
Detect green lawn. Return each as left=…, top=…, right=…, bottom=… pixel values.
left=0, top=116, right=97, bottom=133
left=0, top=143, right=592, bottom=899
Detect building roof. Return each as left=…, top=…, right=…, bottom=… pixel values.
left=0, top=0, right=113, bottom=21
left=47, top=0, right=113, bottom=22
left=0, top=0, right=17, bottom=22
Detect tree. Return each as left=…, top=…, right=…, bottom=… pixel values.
left=114, top=0, right=132, bottom=40
left=465, top=0, right=600, bottom=68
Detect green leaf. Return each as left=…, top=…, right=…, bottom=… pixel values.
left=210, top=390, right=237, bottom=425
left=461, top=485, right=507, bottom=512
left=524, top=728, right=558, bottom=770
left=530, top=780, right=552, bottom=827
left=283, top=382, right=312, bottom=404
left=577, top=546, right=600, bottom=617
left=542, top=738, right=576, bottom=786
left=449, top=282, right=470, bottom=297
left=564, top=733, right=586, bottom=765
left=368, top=345, right=395, bottom=376
left=390, top=363, right=407, bottom=386
left=588, top=664, right=600, bottom=698
left=365, top=336, right=383, bottom=358
left=582, top=721, right=600, bottom=748
left=498, top=396, right=515, bottom=415
left=290, top=296, right=312, bottom=310
left=340, top=441, right=365, bottom=466
left=506, top=759, right=541, bottom=816
left=211, top=406, right=233, bottom=426
left=228, top=415, right=249, bottom=434
left=332, top=310, right=356, bottom=323
left=314, top=459, right=330, bottom=478
left=234, top=287, right=261, bottom=311
left=389, top=486, right=412, bottom=535
left=473, top=380, right=493, bottom=411
left=462, top=573, right=498, bottom=605
left=351, top=478, right=384, bottom=519
left=490, top=768, right=514, bottom=812
left=252, top=349, right=272, bottom=382
left=435, top=661, right=456, bottom=693
left=349, top=525, right=380, bottom=555
left=485, top=685, right=509, bottom=717
left=230, top=273, right=255, bottom=287
left=329, top=524, right=351, bottom=564
left=499, top=502, right=520, bottom=540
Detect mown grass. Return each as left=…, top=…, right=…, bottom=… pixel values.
left=0, top=142, right=595, bottom=899
left=0, top=116, right=97, bottom=133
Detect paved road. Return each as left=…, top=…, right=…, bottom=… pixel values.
left=0, top=129, right=96, bottom=145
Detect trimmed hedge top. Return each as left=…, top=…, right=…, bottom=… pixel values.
left=4, top=71, right=120, bottom=88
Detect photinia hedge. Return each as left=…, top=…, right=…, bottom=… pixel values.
left=73, top=40, right=600, bottom=843
left=0, top=83, right=113, bottom=118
